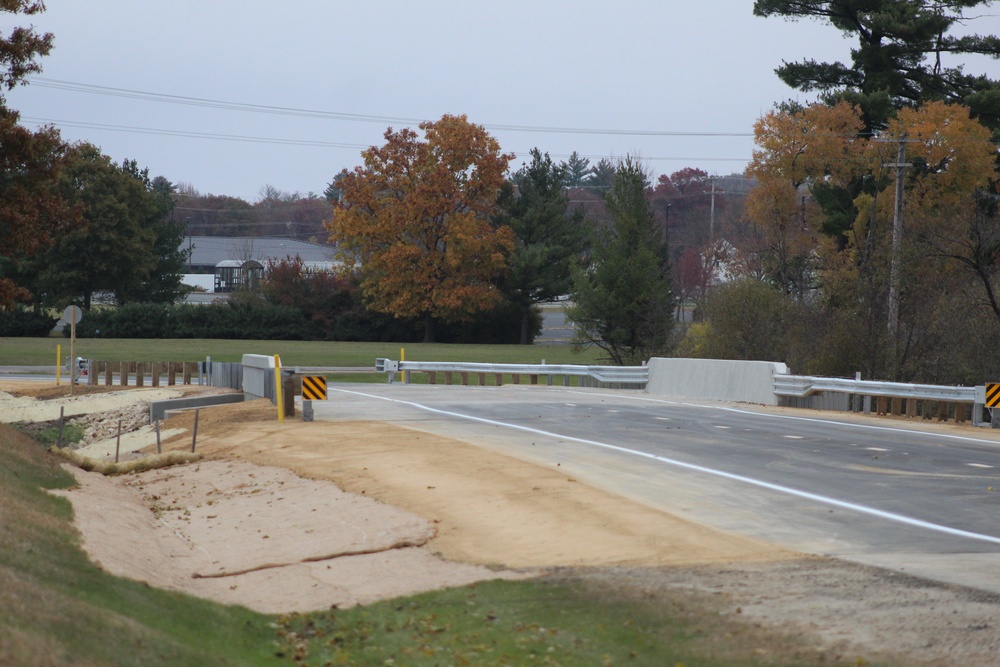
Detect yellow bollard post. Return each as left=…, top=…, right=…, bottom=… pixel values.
left=273, top=354, right=284, bottom=423
left=400, top=347, right=406, bottom=384
left=56, top=344, right=61, bottom=386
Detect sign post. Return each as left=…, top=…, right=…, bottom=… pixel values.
left=300, top=375, right=327, bottom=422
left=63, top=305, right=82, bottom=395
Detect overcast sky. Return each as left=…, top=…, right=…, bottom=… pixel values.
left=7, top=1, right=1000, bottom=202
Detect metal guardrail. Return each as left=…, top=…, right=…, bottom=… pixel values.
left=773, top=374, right=978, bottom=403
left=375, top=359, right=648, bottom=388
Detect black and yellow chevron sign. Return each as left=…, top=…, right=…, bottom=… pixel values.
left=986, top=383, right=1000, bottom=408
left=301, top=375, right=327, bottom=401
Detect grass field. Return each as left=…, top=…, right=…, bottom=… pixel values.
left=0, top=337, right=605, bottom=368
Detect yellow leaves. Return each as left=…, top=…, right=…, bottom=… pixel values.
left=885, top=101, right=996, bottom=209
left=749, top=100, right=866, bottom=187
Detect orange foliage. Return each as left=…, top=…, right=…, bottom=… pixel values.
left=325, top=115, right=514, bottom=329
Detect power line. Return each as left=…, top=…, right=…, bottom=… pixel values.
left=27, top=76, right=754, bottom=138
left=19, top=115, right=753, bottom=165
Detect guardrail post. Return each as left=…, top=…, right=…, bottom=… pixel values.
left=955, top=403, right=967, bottom=424
left=445, top=371, right=453, bottom=385
left=906, top=398, right=917, bottom=418
left=890, top=397, right=901, bottom=415
left=461, top=371, right=469, bottom=386
left=495, top=373, right=503, bottom=386
left=512, top=373, right=520, bottom=384
left=477, top=373, right=485, bottom=386
left=428, top=371, right=437, bottom=385
left=937, top=401, right=949, bottom=421
left=530, top=374, right=538, bottom=385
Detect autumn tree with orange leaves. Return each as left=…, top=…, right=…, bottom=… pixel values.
left=739, top=99, right=998, bottom=380
left=326, top=115, right=515, bottom=343
left=0, top=1, right=73, bottom=311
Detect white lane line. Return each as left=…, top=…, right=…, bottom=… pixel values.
left=559, top=389, right=1000, bottom=446
left=784, top=435, right=804, bottom=440
left=330, top=387, right=1000, bottom=546
left=968, top=463, right=994, bottom=469
left=714, top=425, right=731, bottom=429
left=865, top=447, right=889, bottom=452
left=655, top=417, right=671, bottom=421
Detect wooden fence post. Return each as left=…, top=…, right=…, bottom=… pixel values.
left=135, top=362, right=144, bottom=387
left=151, top=362, right=160, bottom=387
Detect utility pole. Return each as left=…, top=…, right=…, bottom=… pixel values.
left=882, top=136, right=913, bottom=343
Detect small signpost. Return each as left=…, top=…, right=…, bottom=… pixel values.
left=300, top=375, right=327, bottom=422
left=986, top=383, right=1000, bottom=428
left=63, top=305, right=82, bottom=395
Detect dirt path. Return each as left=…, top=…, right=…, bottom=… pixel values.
left=7, top=387, right=1000, bottom=665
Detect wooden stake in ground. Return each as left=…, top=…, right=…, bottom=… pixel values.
left=114, top=418, right=122, bottom=463
left=191, top=409, right=200, bottom=453
left=155, top=420, right=162, bottom=454
left=57, top=406, right=65, bottom=448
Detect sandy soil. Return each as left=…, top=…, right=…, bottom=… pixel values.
left=6, top=384, right=1000, bottom=665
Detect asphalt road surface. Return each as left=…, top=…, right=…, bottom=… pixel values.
left=315, top=382, right=1000, bottom=594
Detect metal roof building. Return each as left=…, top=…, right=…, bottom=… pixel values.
left=182, top=236, right=338, bottom=273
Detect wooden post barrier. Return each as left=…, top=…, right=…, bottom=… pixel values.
left=461, top=371, right=469, bottom=386
left=428, top=371, right=437, bottom=385
left=477, top=373, right=486, bottom=386
left=494, top=373, right=503, bottom=386
left=937, top=401, right=949, bottom=421
left=955, top=403, right=967, bottom=424
left=444, top=371, right=453, bottom=385
left=119, top=362, right=129, bottom=386
left=105, top=361, right=114, bottom=386
left=876, top=396, right=888, bottom=415
left=530, top=374, right=538, bottom=385
left=906, top=398, right=917, bottom=418
left=167, top=362, right=177, bottom=385
left=151, top=362, right=160, bottom=387
left=182, top=362, right=192, bottom=385
left=135, top=362, right=144, bottom=387
left=923, top=401, right=934, bottom=420
left=512, top=373, right=520, bottom=385
left=891, top=397, right=901, bottom=415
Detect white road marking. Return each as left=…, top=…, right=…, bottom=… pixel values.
left=968, top=463, right=994, bottom=469
left=865, top=447, right=889, bottom=452
left=714, top=425, right=731, bottom=429
left=655, top=417, right=671, bottom=421
left=330, top=387, right=1000, bottom=546
left=784, top=435, right=804, bottom=440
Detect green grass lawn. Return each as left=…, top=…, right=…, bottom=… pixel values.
left=0, top=337, right=605, bottom=368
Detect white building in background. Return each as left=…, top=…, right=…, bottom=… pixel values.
left=179, top=236, right=340, bottom=303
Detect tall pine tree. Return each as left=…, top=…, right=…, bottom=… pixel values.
left=568, top=156, right=674, bottom=364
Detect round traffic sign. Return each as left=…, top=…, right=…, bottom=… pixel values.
left=63, top=305, right=82, bottom=325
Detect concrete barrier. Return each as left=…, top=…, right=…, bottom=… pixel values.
left=646, top=358, right=789, bottom=405
left=242, top=354, right=275, bottom=401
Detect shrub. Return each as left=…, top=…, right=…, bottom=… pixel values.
left=0, top=307, right=58, bottom=337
